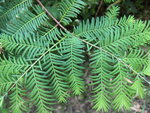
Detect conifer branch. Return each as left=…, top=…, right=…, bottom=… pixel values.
left=36, top=0, right=150, bottom=85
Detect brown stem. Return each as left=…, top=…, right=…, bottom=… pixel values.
left=95, top=0, right=103, bottom=17
left=36, top=0, right=67, bottom=31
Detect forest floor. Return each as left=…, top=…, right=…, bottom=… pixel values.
left=54, top=87, right=150, bottom=113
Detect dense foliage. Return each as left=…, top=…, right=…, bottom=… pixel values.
left=0, top=0, right=150, bottom=113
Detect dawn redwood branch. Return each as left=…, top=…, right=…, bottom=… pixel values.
left=36, top=0, right=150, bottom=85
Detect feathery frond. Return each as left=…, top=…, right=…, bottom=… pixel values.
left=131, top=78, right=144, bottom=98
left=3, top=6, right=48, bottom=37
left=62, top=36, right=85, bottom=95
left=42, top=52, right=70, bottom=103
left=26, top=65, right=55, bottom=113
left=106, top=6, right=120, bottom=19
left=112, top=61, right=132, bottom=110
left=0, top=34, right=48, bottom=58
left=123, top=49, right=148, bottom=72
left=0, top=56, right=29, bottom=94
left=90, top=50, right=112, bottom=112
left=9, top=84, right=27, bottom=113
left=74, top=16, right=135, bottom=43
left=59, top=0, right=86, bottom=25
left=0, top=0, right=32, bottom=29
